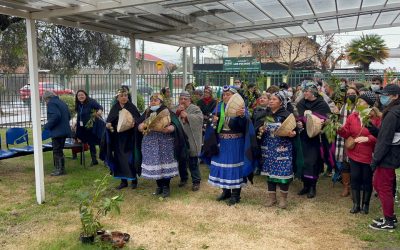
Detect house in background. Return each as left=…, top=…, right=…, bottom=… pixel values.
left=228, top=37, right=319, bottom=69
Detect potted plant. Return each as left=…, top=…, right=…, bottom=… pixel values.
left=79, top=174, right=123, bottom=244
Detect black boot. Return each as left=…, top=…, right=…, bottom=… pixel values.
left=298, top=181, right=310, bottom=196
left=90, top=155, right=99, bottom=166
left=116, top=179, right=128, bottom=190
left=360, top=190, right=372, bottom=214
left=131, top=179, right=138, bottom=189
left=227, top=188, right=241, bottom=206
left=216, top=188, right=231, bottom=201
left=51, top=158, right=64, bottom=176
left=307, top=185, right=316, bottom=199
left=161, top=179, right=171, bottom=198
left=153, top=179, right=163, bottom=195
left=350, top=189, right=361, bottom=213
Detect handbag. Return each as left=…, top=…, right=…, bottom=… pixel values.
left=344, top=127, right=363, bottom=150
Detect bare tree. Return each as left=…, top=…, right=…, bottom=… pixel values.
left=252, top=35, right=342, bottom=75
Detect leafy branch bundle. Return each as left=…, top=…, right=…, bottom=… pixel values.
left=322, top=113, right=341, bottom=143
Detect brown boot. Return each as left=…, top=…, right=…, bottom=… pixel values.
left=265, top=192, right=277, bottom=207
left=341, top=172, right=350, bottom=197
left=278, top=191, right=288, bottom=209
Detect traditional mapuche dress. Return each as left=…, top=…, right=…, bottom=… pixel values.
left=208, top=102, right=254, bottom=189
left=296, top=92, right=331, bottom=199
left=259, top=107, right=294, bottom=184
left=104, top=101, right=141, bottom=181
left=140, top=106, right=179, bottom=180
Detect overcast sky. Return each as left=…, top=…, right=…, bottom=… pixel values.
left=139, top=27, right=400, bottom=70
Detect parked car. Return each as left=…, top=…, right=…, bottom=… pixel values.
left=19, top=82, right=75, bottom=104
left=195, top=85, right=223, bottom=96
left=120, top=78, right=153, bottom=95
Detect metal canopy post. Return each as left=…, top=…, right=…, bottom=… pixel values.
left=189, top=47, right=193, bottom=73
left=130, top=36, right=137, bottom=106
left=26, top=18, right=45, bottom=204
left=183, top=47, right=188, bottom=87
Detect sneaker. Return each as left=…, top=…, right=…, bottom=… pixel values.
left=372, top=216, right=398, bottom=224
left=369, top=219, right=396, bottom=231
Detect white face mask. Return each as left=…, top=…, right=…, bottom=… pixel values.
left=287, top=91, right=293, bottom=98
left=150, top=105, right=160, bottom=111
left=371, top=84, right=380, bottom=91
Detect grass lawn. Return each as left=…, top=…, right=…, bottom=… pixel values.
left=0, top=149, right=399, bottom=250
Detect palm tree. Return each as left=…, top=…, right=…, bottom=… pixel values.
left=346, top=34, right=389, bottom=71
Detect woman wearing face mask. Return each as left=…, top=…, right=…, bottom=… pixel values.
left=256, top=91, right=297, bottom=209
left=138, top=93, right=187, bottom=198
left=104, top=88, right=141, bottom=190
left=369, top=84, right=400, bottom=231
left=335, top=87, right=359, bottom=197
left=338, top=91, right=381, bottom=214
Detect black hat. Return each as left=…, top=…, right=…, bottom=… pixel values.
left=359, top=91, right=377, bottom=106
left=377, top=84, right=400, bottom=95
left=279, top=82, right=289, bottom=90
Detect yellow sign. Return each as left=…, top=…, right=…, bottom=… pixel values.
left=156, top=60, right=164, bottom=70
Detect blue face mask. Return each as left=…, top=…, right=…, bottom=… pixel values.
left=371, top=84, right=380, bottom=92
left=380, top=95, right=391, bottom=106
left=150, top=105, right=160, bottom=111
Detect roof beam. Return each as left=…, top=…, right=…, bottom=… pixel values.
left=136, top=2, right=400, bottom=39
left=40, top=0, right=72, bottom=8
left=248, top=0, right=274, bottom=21
left=0, top=6, right=30, bottom=18
left=217, top=1, right=255, bottom=24
left=31, top=0, right=164, bottom=19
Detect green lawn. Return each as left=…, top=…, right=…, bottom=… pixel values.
left=0, top=149, right=399, bottom=249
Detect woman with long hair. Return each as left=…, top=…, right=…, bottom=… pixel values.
left=74, top=90, right=103, bottom=165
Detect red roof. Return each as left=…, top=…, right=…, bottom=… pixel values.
left=135, top=52, right=169, bottom=63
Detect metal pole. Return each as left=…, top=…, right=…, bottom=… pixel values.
left=26, top=18, right=45, bottom=204
left=130, top=36, right=137, bottom=106
left=183, top=47, right=188, bottom=87
left=196, top=46, right=200, bottom=64
left=189, top=47, right=193, bottom=73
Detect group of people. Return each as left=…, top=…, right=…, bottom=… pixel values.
left=42, top=75, right=400, bottom=231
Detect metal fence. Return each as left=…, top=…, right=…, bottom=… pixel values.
left=193, top=70, right=387, bottom=88
left=0, top=70, right=390, bottom=128
left=0, top=73, right=188, bottom=128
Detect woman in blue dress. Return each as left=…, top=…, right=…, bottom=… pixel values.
left=255, top=91, right=296, bottom=209
left=207, top=86, right=257, bottom=206
left=75, top=90, right=103, bottom=165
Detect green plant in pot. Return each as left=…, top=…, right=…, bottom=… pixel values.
left=79, top=174, right=123, bottom=244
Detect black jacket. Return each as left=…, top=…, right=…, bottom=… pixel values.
left=371, top=104, right=400, bottom=170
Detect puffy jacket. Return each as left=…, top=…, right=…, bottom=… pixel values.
left=371, top=104, right=400, bottom=169
left=44, top=96, right=72, bottom=138
left=338, top=112, right=381, bottom=164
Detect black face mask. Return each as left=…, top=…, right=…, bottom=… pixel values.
left=347, top=95, right=357, bottom=103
